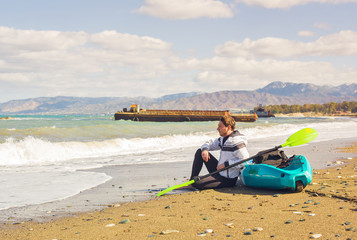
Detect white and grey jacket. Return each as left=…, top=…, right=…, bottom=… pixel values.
left=200, top=130, right=249, bottom=178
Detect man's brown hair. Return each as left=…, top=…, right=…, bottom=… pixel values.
left=220, top=115, right=235, bottom=131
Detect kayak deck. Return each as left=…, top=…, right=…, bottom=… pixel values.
left=241, top=155, right=313, bottom=192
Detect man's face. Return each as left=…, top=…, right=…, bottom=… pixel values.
left=217, top=121, right=230, bottom=137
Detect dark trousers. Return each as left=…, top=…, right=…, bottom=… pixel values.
left=190, top=149, right=237, bottom=190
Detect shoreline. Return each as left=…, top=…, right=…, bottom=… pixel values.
left=1, top=140, right=357, bottom=239
left=1, top=138, right=355, bottom=224
left=1, top=138, right=356, bottom=223
left=0, top=160, right=193, bottom=223
left=275, top=112, right=357, bottom=118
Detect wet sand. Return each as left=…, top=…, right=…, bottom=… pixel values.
left=1, top=141, right=356, bottom=239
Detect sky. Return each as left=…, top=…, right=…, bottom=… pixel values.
left=0, top=0, right=356, bottom=103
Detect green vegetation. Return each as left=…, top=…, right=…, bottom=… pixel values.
left=256, top=101, right=357, bottom=114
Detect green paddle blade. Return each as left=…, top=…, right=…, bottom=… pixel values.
left=281, top=128, right=318, bottom=148
left=156, top=179, right=195, bottom=197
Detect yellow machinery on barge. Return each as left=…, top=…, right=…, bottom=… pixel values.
left=114, top=104, right=257, bottom=122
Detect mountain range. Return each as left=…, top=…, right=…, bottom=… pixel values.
left=1, top=81, right=356, bottom=114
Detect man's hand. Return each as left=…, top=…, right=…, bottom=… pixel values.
left=216, top=163, right=225, bottom=170
left=201, top=150, right=210, bottom=162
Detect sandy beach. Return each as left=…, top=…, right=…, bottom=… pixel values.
left=1, top=140, right=356, bottom=239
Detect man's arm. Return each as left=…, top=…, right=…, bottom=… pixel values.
left=200, top=138, right=221, bottom=162
left=201, top=138, right=221, bottom=152
left=227, top=143, right=249, bottom=166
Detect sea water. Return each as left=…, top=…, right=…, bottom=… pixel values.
left=0, top=114, right=356, bottom=210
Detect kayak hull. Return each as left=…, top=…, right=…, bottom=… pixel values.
left=241, top=155, right=313, bottom=191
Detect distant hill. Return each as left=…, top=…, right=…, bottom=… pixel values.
left=148, top=91, right=296, bottom=110
left=0, top=82, right=356, bottom=114
left=257, top=81, right=357, bottom=97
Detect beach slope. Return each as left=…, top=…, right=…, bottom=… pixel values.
left=1, top=144, right=356, bottom=240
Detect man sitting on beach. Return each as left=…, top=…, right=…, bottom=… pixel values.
left=190, top=115, right=249, bottom=190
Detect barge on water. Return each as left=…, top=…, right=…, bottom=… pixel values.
left=114, top=104, right=257, bottom=122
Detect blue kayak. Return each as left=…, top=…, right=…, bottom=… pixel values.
left=241, top=155, right=313, bottom=192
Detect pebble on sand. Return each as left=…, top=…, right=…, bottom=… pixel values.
left=310, top=233, right=322, bottom=238
left=119, top=219, right=130, bottom=224
left=196, top=233, right=206, bottom=237
left=160, top=230, right=179, bottom=235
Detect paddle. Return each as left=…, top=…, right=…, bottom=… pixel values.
left=156, top=128, right=318, bottom=197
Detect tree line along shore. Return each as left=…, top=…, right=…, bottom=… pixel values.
left=256, top=101, right=357, bottom=116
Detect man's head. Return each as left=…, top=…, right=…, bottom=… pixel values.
left=217, top=115, right=235, bottom=137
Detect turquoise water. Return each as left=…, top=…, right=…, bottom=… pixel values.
left=0, top=114, right=217, bottom=141
left=0, top=114, right=340, bottom=142
left=0, top=115, right=355, bottom=166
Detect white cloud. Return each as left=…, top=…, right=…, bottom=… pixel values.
left=0, top=26, right=88, bottom=53
left=182, top=56, right=357, bottom=91
left=0, top=73, right=33, bottom=83
left=215, top=31, right=357, bottom=58
left=0, top=26, right=356, bottom=102
left=298, top=31, right=315, bottom=37
left=235, top=0, right=357, bottom=9
left=0, top=26, right=177, bottom=99
left=91, top=31, right=172, bottom=52
left=136, top=0, right=234, bottom=19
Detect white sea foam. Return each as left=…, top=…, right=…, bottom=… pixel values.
left=0, top=134, right=211, bottom=166
left=0, top=119, right=356, bottom=167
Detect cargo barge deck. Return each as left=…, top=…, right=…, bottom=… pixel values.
left=114, top=105, right=257, bottom=122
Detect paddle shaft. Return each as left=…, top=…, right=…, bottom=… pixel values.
left=194, top=145, right=282, bottom=182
